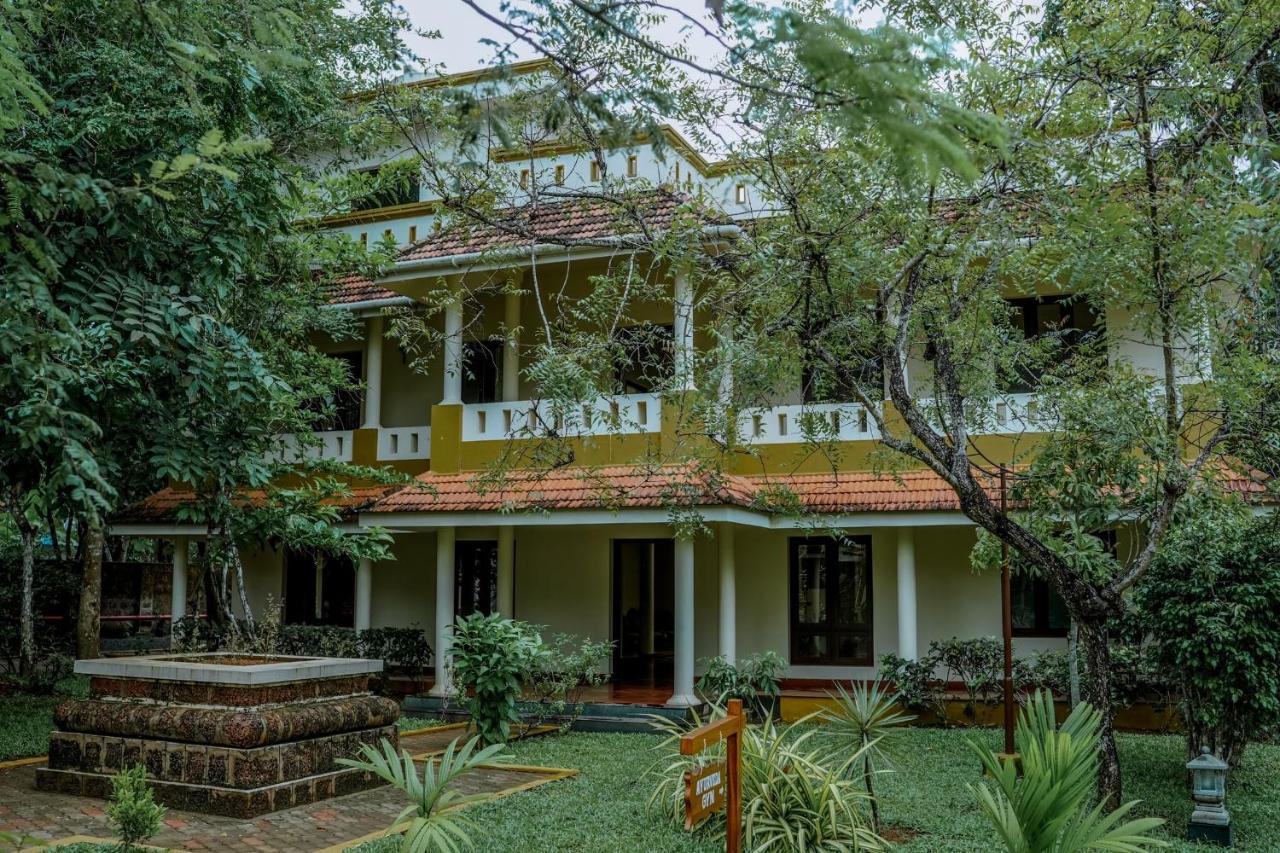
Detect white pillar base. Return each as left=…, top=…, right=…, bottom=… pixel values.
left=430, top=527, right=456, bottom=697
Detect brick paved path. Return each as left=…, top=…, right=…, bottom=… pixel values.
left=0, top=730, right=570, bottom=852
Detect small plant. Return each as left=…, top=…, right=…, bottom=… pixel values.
left=524, top=633, right=614, bottom=733
left=932, top=637, right=1004, bottom=716
left=969, top=690, right=1166, bottom=852
left=820, top=682, right=914, bottom=832
left=878, top=652, right=946, bottom=720
left=449, top=613, right=546, bottom=745
left=695, top=651, right=785, bottom=719
left=339, top=736, right=505, bottom=853
left=106, top=764, right=165, bottom=851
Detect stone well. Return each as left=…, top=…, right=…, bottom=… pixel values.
left=36, top=653, right=399, bottom=818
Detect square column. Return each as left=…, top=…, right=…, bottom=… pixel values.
left=430, top=527, right=456, bottom=696
left=667, top=536, right=698, bottom=707
left=354, top=556, right=373, bottom=631
left=496, top=526, right=515, bottom=618
left=362, top=315, right=384, bottom=429
left=718, top=524, right=736, bottom=664
left=673, top=269, right=695, bottom=391
left=442, top=301, right=463, bottom=405
left=896, top=528, right=918, bottom=660
left=502, top=288, right=521, bottom=402
left=170, top=538, right=189, bottom=623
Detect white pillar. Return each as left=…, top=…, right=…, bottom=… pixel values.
left=502, top=289, right=521, bottom=402
left=896, top=528, right=918, bottom=661
left=354, top=557, right=372, bottom=631
left=668, top=536, right=698, bottom=707
left=717, top=319, right=734, bottom=408
left=362, top=315, right=384, bottom=428
left=430, top=527, right=456, bottom=696
left=170, top=538, right=188, bottom=621
left=718, top=524, right=736, bottom=664
left=673, top=269, right=695, bottom=391
left=441, top=301, right=463, bottom=405
left=496, top=527, right=515, bottom=618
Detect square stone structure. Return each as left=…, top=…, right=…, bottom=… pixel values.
left=36, top=653, right=400, bottom=818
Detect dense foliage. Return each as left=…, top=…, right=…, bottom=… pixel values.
left=695, top=651, right=786, bottom=720
left=449, top=613, right=549, bottom=746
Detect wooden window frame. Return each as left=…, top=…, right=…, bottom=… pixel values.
left=788, top=536, right=874, bottom=666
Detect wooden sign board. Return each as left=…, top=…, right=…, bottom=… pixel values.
left=679, top=698, right=744, bottom=853
left=683, top=760, right=727, bottom=830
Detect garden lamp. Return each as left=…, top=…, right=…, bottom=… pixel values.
left=1187, top=747, right=1232, bottom=846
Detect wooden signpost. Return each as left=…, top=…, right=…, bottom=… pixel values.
left=680, top=698, right=744, bottom=853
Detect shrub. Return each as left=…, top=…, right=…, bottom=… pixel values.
left=878, top=652, right=945, bottom=719
left=969, top=690, right=1165, bottom=852
left=1138, top=505, right=1280, bottom=765
left=106, top=764, right=165, bottom=851
left=695, top=651, right=786, bottom=719
left=448, top=613, right=546, bottom=745
left=338, top=735, right=505, bottom=853
left=819, top=682, right=914, bottom=832
left=524, top=633, right=614, bottom=732
left=648, top=708, right=885, bottom=850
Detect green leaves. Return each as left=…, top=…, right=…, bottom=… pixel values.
left=449, top=613, right=550, bottom=746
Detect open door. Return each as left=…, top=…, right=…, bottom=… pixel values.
left=612, top=539, right=674, bottom=687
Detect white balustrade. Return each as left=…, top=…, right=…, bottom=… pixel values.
left=978, top=393, right=1045, bottom=434
left=462, top=393, right=662, bottom=441
left=268, top=430, right=354, bottom=463
left=377, top=425, right=431, bottom=460
left=736, top=403, right=880, bottom=444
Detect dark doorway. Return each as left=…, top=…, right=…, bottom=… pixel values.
left=283, top=550, right=355, bottom=627
left=456, top=540, right=498, bottom=617
left=612, top=539, right=675, bottom=686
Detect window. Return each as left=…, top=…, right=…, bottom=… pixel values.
left=590, top=160, right=601, bottom=181
left=675, top=163, right=681, bottom=183
left=359, top=232, right=368, bottom=249
left=520, top=169, right=530, bottom=189
left=351, top=166, right=419, bottom=212
left=627, top=154, right=638, bottom=177
left=612, top=323, right=673, bottom=393
left=1004, top=295, right=1101, bottom=392
left=461, top=340, right=502, bottom=404
left=735, top=184, right=747, bottom=204
left=455, top=541, right=498, bottom=617
left=554, top=164, right=566, bottom=184
left=789, top=537, right=873, bottom=666
left=408, top=225, right=417, bottom=243
left=1011, top=574, right=1070, bottom=637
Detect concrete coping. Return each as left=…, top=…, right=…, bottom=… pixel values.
left=74, top=653, right=384, bottom=686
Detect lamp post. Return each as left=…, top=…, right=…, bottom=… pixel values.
left=1187, top=747, right=1232, bottom=846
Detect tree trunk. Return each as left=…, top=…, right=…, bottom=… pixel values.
left=1078, top=620, right=1121, bottom=807
left=1067, top=620, right=1081, bottom=708
left=77, top=520, right=104, bottom=660
left=17, top=520, right=36, bottom=678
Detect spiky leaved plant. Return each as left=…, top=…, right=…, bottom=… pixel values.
left=339, top=736, right=505, bottom=853
left=819, top=681, right=915, bottom=832
left=969, top=690, right=1166, bottom=852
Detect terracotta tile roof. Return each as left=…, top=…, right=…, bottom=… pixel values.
left=117, top=484, right=402, bottom=524
left=366, top=464, right=756, bottom=513
left=743, top=469, right=985, bottom=513
left=395, top=189, right=726, bottom=263
left=322, top=272, right=400, bottom=305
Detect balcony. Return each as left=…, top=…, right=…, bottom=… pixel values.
left=269, top=425, right=431, bottom=464
left=268, top=430, right=354, bottom=463
left=377, top=425, right=431, bottom=460
left=462, top=393, right=662, bottom=441
left=737, top=403, right=881, bottom=444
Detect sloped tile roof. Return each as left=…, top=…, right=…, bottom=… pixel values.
left=322, top=273, right=400, bottom=305
left=367, top=463, right=756, bottom=513
left=118, top=484, right=402, bottom=524
left=743, top=469, right=991, bottom=513
left=395, top=189, right=725, bottom=263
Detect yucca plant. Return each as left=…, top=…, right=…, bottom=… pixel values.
left=969, top=690, right=1167, bottom=853
left=648, top=707, right=887, bottom=851
left=819, top=681, right=914, bottom=832
left=338, top=735, right=506, bottom=853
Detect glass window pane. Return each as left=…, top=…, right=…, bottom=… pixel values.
left=795, top=543, right=828, bottom=626
left=837, top=632, right=870, bottom=662
left=1012, top=573, right=1036, bottom=631
left=836, top=543, right=870, bottom=626
left=796, top=633, right=828, bottom=660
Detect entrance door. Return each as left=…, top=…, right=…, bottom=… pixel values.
left=283, top=550, right=355, bottom=627
left=456, top=540, right=498, bottom=617
left=612, top=539, right=674, bottom=685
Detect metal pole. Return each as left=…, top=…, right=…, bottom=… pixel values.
left=1000, top=465, right=1015, bottom=756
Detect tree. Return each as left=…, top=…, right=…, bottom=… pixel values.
left=414, top=0, right=1280, bottom=804
left=0, top=0, right=412, bottom=656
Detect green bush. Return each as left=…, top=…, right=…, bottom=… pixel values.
left=878, top=651, right=946, bottom=718
left=106, top=764, right=165, bottom=851
left=449, top=613, right=547, bottom=746
left=695, top=651, right=785, bottom=719
left=1138, top=505, right=1280, bottom=765
left=524, top=633, right=614, bottom=731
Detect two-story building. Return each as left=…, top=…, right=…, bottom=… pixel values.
left=114, top=58, right=1253, bottom=709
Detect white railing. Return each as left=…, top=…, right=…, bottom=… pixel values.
left=972, top=393, right=1045, bottom=435
left=736, top=403, right=881, bottom=444
left=462, top=393, right=662, bottom=442
left=378, top=425, right=431, bottom=460
left=268, top=430, right=354, bottom=463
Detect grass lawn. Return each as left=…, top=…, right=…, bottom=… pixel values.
left=0, top=677, right=86, bottom=761
left=351, top=725, right=1280, bottom=853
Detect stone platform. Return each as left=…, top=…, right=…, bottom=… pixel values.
left=36, top=653, right=399, bottom=818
